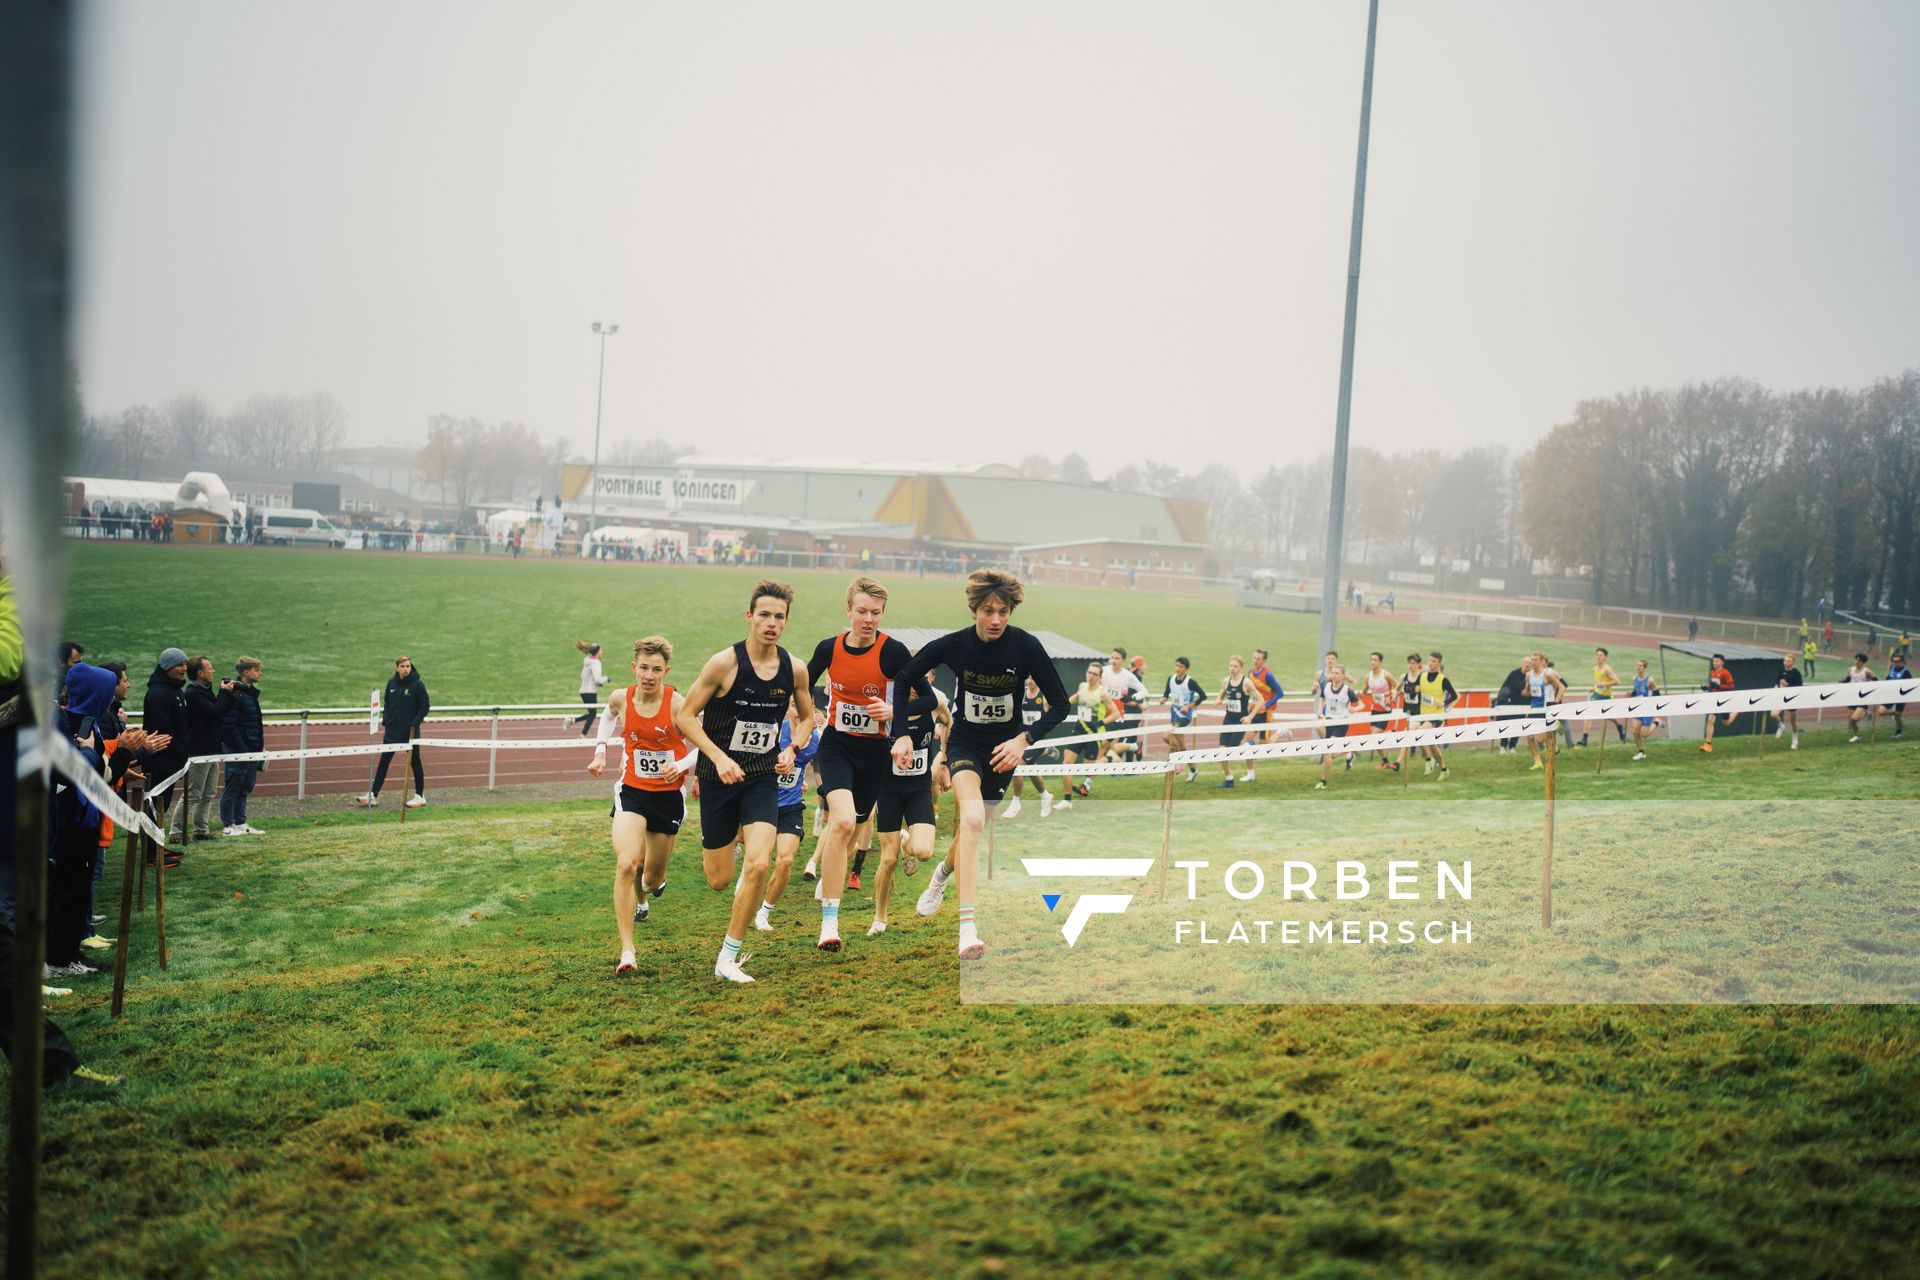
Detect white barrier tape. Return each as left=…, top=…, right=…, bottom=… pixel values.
left=1545, top=679, right=1913, bottom=724
left=1015, top=758, right=1182, bottom=778
left=1015, top=679, right=1914, bottom=775
left=1170, top=716, right=1548, bottom=766
left=16, top=734, right=169, bottom=843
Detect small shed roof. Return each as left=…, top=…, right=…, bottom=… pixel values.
left=1659, top=641, right=1784, bottom=661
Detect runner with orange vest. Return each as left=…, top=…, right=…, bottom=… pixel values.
left=802, top=576, right=938, bottom=953
left=587, top=635, right=693, bottom=976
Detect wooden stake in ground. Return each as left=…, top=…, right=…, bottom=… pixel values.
left=1542, top=725, right=1558, bottom=929
left=1596, top=711, right=1606, bottom=774
left=153, top=830, right=170, bottom=971
left=112, top=776, right=146, bottom=1017
left=136, top=805, right=149, bottom=912
left=985, top=806, right=995, bottom=881
left=1157, top=770, right=1175, bottom=901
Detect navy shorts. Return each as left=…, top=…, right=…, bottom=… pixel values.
left=776, top=803, right=805, bottom=839
left=612, top=784, right=686, bottom=835
left=814, top=730, right=891, bottom=819
left=876, top=779, right=936, bottom=833
left=945, top=727, right=1020, bottom=804
left=698, top=771, right=779, bottom=849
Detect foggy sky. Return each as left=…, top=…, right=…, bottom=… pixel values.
left=75, top=0, right=1920, bottom=473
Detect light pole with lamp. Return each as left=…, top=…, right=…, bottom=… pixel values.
left=587, top=321, right=618, bottom=556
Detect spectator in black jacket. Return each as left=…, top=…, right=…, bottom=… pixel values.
left=167, top=654, right=233, bottom=844
left=142, top=648, right=191, bottom=839
left=358, top=655, right=429, bottom=808
left=221, top=656, right=266, bottom=836
left=1494, top=658, right=1530, bottom=755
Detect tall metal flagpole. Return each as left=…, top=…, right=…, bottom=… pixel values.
left=1317, top=0, right=1380, bottom=663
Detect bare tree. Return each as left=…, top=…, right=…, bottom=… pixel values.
left=606, top=437, right=690, bottom=467
left=165, top=394, right=218, bottom=466
left=297, top=391, right=348, bottom=469
left=223, top=393, right=304, bottom=469
left=109, top=404, right=161, bottom=479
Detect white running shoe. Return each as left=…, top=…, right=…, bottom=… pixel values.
left=902, top=848, right=920, bottom=877
left=1631, top=751, right=1647, bottom=761
left=818, top=920, right=842, bottom=952
left=958, top=923, right=985, bottom=960
left=1040, top=791, right=1053, bottom=818
left=917, top=863, right=952, bottom=916
left=43, top=985, right=74, bottom=998
left=753, top=907, right=774, bottom=933
left=867, top=919, right=888, bottom=937
left=1186, top=767, right=1199, bottom=782
left=634, top=899, right=649, bottom=923
left=1849, top=735, right=1861, bottom=743
left=714, top=950, right=755, bottom=984
left=222, top=824, right=242, bottom=836
left=1790, top=736, right=1799, bottom=750
left=1001, top=796, right=1022, bottom=819
left=803, top=856, right=818, bottom=882
left=406, top=793, right=426, bottom=808
left=354, top=792, right=378, bottom=806
left=1774, top=724, right=1785, bottom=739
left=1239, top=769, right=1255, bottom=782
left=241, top=823, right=264, bottom=835
left=1054, top=798, right=1072, bottom=811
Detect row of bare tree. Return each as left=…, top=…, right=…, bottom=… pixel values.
left=1018, top=369, right=1918, bottom=617
left=74, top=392, right=348, bottom=478
left=1517, top=372, right=1920, bottom=615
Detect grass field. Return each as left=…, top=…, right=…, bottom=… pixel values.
left=24, top=541, right=1920, bottom=1277
left=63, top=543, right=1676, bottom=709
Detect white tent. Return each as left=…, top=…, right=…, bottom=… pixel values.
left=485, top=509, right=538, bottom=544
left=67, top=476, right=179, bottom=515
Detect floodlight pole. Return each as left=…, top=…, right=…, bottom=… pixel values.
left=586, top=322, right=619, bottom=552
left=1317, top=0, right=1380, bottom=662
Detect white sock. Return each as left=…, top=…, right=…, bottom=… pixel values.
left=821, top=898, right=840, bottom=934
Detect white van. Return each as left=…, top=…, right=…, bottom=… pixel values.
left=259, top=508, right=345, bottom=548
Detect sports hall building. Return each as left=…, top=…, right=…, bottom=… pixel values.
left=557, top=457, right=1211, bottom=580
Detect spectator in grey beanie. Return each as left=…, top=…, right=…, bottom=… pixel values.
left=141, top=648, right=191, bottom=828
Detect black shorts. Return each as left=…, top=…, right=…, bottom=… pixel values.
left=876, top=779, right=936, bottom=833
left=612, top=784, right=686, bottom=835
left=945, top=727, right=1020, bottom=804
left=1220, top=716, right=1248, bottom=748
left=698, top=771, right=779, bottom=849
left=814, top=730, right=891, bottom=819
left=776, top=803, right=805, bottom=839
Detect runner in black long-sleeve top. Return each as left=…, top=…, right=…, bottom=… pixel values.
left=888, top=569, right=1070, bottom=959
